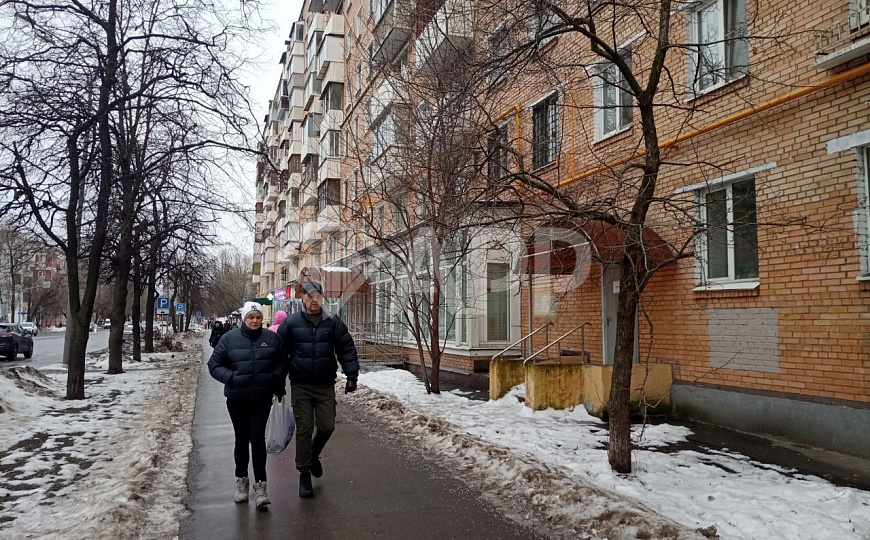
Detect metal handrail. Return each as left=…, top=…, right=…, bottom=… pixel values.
left=492, top=323, right=551, bottom=362
left=524, top=322, right=590, bottom=365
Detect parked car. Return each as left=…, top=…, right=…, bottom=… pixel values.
left=102, top=318, right=112, bottom=329
left=0, top=323, right=34, bottom=361
left=19, top=322, right=39, bottom=337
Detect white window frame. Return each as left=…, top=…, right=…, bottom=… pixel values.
left=593, top=49, right=633, bottom=142
left=486, top=23, right=509, bottom=85
left=695, top=176, right=759, bottom=289
left=533, top=2, right=559, bottom=48
left=686, top=0, right=748, bottom=97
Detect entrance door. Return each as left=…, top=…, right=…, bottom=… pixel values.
left=602, top=266, right=638, bottom=365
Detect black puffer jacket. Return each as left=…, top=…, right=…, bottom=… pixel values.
left=207, top=325, right=286, bottom=400
left=277, top=311, right=359, bottom=385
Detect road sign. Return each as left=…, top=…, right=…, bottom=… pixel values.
left=156, top=297, right=170, bottom=314
left=176, top=303, right=186, bottom=314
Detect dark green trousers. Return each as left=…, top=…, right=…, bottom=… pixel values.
left=290, top=382, right=336, bottom=472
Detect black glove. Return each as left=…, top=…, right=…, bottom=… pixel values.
left=344, top=377, right=357, bottom=394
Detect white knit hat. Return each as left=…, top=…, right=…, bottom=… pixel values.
left=241, top=301, right=263, bottom=320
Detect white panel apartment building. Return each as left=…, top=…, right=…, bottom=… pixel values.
left=252, top=0, right=523, bottom=377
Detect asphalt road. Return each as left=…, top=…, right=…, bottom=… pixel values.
left=0, top=329, right=110, bottom=370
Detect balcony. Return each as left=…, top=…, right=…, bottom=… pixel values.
left=370, top=76, right=408, bottom=124
left=265, top=208, right=278, bottom=227
left=318, top=156, right=342, bottom=184
left=316, top=34, right=345, bottom=80
left=372, top=0, right=414, bottom=65
left=304, top=72, right=323, bottom=110
left=302, top=221, right=321, bottom=245
left=814, top=2, right=870, bottom=69
left=415, top=0, right=473, bottom=73
left=263, top=247, right=277, bottom=275
left=316, top=204, right=340, bottom=233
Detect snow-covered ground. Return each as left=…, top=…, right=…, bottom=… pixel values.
left=346, top=369, right=870, bottom=540
left=1, top=353, right=868, bottom=540
left=0, top=344, right=199, bottom=540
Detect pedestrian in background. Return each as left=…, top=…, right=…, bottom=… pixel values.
left=268, top=309, right=288, bottom=333
left=207, top=302, right=286, bottom=508
left=276, top=281, right=359, bottom=498
left=208, top=320, right=225, bottom=348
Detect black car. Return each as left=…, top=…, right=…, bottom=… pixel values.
left=0, top=323, right=34, bottom=361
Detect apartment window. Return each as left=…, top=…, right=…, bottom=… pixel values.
left=852, top=0, right=870, bottom=30
left=363, top=98, right=371, bottom=131
left=377, top=205, right=385, bottom=235
left=594, top=51, right=633, bottom=141
left=325, top=83, right=344, bottom=110
left=486, top=263, right=510, bottom=342
left=356, top=9, right=362, bottom=36
left=533, top=2, right=559, bottom=48
left=289, top=155, right=301, bottom=174
left=374, top=0, right=389, bottom=24
left=487, top=125, right=509, bottom=185
left=344, top=130, right=350, bottom=156
left=486, top=24, right=509, bottom=85
left=321, top=130, right=340, bottom=157
left=344, top=179, right=350, bottom=206
left=532, top=93, right=559, bottom=169
left=356, top=62, right=363, bottom=94
left=345, top=32, right=354, bottom=58
left=367, top=43, right=374, bottom=73
left=700, top=177, right=758, bottom=282
left=305, top=114, right=321, bottom=138
left=353, top=169, right=359, bottom=200
left=346, top=81, right=353, bottom=109
left=293, top=22, right=305, bottom=42
left=438, top=267, right=458, bottom=342
left=688, top=0, right=748, bottom=94
left=317, top=179, right=340, bottom=213
left=290, top=187, right=300, bottom=207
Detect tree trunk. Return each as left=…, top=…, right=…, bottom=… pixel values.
left=143, top=218, right=159, bottom=352
left=607, top=263, right=641, bottom=473
left=144, top=267, right=157, bottom=352
left=65, top=311, right=90, bottom=399
left=132, top=253, right=142, bottom=362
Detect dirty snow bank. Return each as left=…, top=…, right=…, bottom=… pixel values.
left=0, top=346, right=201, bottom=540
left=349, top=368, right=870, bottom=540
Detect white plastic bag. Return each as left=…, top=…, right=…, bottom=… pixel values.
left=265, top=397, right=295, bottom=454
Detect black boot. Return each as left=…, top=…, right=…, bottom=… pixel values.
left=311, top=457, right=323, bottom=478
left=299, top=471, right=314, bottom=498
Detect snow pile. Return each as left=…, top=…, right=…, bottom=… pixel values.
left=349, top=368, right=870, bottom=540
left=0, top=347, right=200, bottom=540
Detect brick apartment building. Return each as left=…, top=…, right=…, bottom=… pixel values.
left=253, top=0, right=870, bottom=457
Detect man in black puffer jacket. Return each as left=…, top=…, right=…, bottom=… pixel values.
left=208, top=302, right=285, bottom=508
left=276, top=281, right=359, bottom=499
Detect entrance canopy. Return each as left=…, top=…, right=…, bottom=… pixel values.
left=296, top=266, right=370, bottom=298
left=518, top=220, right=672, bottom=275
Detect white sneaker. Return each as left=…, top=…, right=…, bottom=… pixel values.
left=253, top=481, right=271, bottom=507
left=234, top=477, right=249, bottom=503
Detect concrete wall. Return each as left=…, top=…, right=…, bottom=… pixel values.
left=672, top=384, right=870, bottom=459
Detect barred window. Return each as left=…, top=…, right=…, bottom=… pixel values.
left=532, top=94, right=559, bottom=169
left=487, top=126, right=509, bottom=185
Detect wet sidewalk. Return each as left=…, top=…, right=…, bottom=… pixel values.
left=179, top=338, right=543, bottom=540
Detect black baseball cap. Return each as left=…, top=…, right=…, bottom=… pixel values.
left=301, top=281, right=324, bottom=295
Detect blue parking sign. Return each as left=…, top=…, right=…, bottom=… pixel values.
left=176, top=303, right=186, bottom=314
left=156, top=297, right=170, bottom=310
